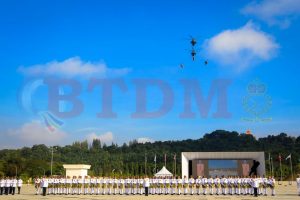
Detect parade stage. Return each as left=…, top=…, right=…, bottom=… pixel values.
left=181, top=152, right=265, bottom=178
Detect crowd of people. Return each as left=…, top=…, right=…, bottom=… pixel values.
left=33, top=175, right=278, bottom=197
left=0, top=176, right=23, bottom=195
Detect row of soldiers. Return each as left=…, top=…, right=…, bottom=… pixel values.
left=34, top=175, right=276, bottom=196
left=0, top=177, right=23, bottom=195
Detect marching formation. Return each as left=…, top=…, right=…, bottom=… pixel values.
left=0, top=177, right=23, bottom=195
left=34, top=175, right=276, bottom=196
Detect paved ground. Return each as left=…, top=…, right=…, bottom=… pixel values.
left=0, top=182, right=299, bottom=199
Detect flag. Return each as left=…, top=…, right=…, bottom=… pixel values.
left=154, top=154, right=156, bottom=162
left=278, top=154, right=282, bottom=161
left=285, top=154, right=291, bottom=160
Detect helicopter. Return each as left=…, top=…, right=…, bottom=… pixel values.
left=189, top=36, right=208, bottom=64
left=179, top=36, right=208, bottom=68
left=191, top=48, right=197, bottom=61
left=188, top=36, right=199, bottom=61
left=190, top=37, right=197, bottom=47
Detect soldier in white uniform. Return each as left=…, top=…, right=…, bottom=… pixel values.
left=149, top=178, right=154, bottom=194
left=235, top=176, right=241, bottom=195
left=54, top=177, right=58, bottom=195
left=183, top=176, right=188, bottom=195
left=83, top=176, right=90, bottom=195
left=59, top=176, right=64, bottom=194
left=17, top=177, right=22, bottom=194
left=164, top=177, right=170, bottom=194
left=248, top=177, right=253, bottom=195
left=268, top=176, right=275, bottom=196
left=202, top=176, right=208, bottom=195
left=11, top=177, right=17, bottom=195
left=119, top=177, right=125, bottom=195
left=171, top=176, right=177, bottom=195
left=0, top=176, right=4, bottom=195
left=220, top=176, right=227, bottom=195
left=195, top=176, right=202, bottom=195
left=214, top=176, right=221, bottom=195
left=261, top=176, right=268, bottom=196
left=53, top=177, right=58, bottom=194
left=66, top=176, right=72, bottom=195
left=102, top=177, right=107, bottom=195
left=158, top=177, right=164, bottom=194
left=155, top=178, right=160, bottom=194
left=78, top=176, right=83, bottom=195
left=34, top=177, right=40, bottom=195
left=47, top=177, right=53, bottom=195
left=138, top=177, right=144, bottom=194
left=96, top=176, right=102, bottom=195
left=241, top=177, right=248, bottom=195
left=58, top=176, right=62, bottom=195
left=259, top=176, right=263, bottom=195
left=108, top=176, right=113, bottom=195
left=207, top=176, right=214, bottom=195
left=154, top=177, right=159, bottom=194
left=143, top=176, right=150, bottom=196
left=90, top=176, right=96, bottom=195
left=228, top=176, right=235, bottom=195
left=48, top=177, right=53, bottom=195
left=71, top=176, right=78, bottom=194
left=188, top=176, right=195, bottom=195
left=296, top=174, right=300, bottom=196
left=41, top=176, right=49, bottom=196
left=125, top=177, right=130, bottom=195
left=177, top=176, right=183, bottom=195
left=252, top=176, right=260, bottom=197
left=227, top=176, right=232, bottom=195
left=243, top=176, right=248, bottom=195
left=113, top=177, right=118, bottom=195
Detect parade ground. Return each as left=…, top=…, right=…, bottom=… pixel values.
left=0, top=182, right=299, bottom=200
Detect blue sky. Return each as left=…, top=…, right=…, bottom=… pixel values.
left=0, top=0, right=300, bottom=148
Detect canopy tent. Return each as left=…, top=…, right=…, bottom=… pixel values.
left=154, top=166, right=173, bottom=177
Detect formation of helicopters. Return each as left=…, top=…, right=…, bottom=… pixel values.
left=180, top=36, right=208, bottom=69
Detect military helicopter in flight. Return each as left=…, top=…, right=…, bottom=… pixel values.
left=179, top=36, right=208, bottom=68
left=190, top=36, right=197, bottom=47
left=186, top=36, right=208, bottom=63
left=191, top=48, right=197, bottom=61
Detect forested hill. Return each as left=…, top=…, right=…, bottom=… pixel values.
left=0, top=130, right=299, bottom=180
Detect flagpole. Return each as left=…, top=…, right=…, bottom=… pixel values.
left=271, top=157, right=274, bottom=177
left=268, top=153, right=271, bottom=176
left=174, top=154, right=176, bottom=177
left=279, top=154, right=283, bottom=182
left=145, top=153, right=147, bottom=175
left=154, top=154, right=157, bottom=173
left=164, top=154, right=166, bottom=167
left=290, top=154, right=293, bottom=185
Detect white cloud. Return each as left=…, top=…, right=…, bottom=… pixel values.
left=204, top=22, right=279, bottom=70
left=86, top=131, right=114, bottom=144
left=18, top=57, right=131, bottom=78
left=242, top=0, right=300, bottom=28
left=7, top=120, right=67, bottom=147
left=137, top=137, right=154, bottom=144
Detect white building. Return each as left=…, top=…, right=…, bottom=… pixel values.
left=63, top=164, right=91, bottom=177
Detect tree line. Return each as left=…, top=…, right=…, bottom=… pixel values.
left=0, top=130, right=299, bottom=180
